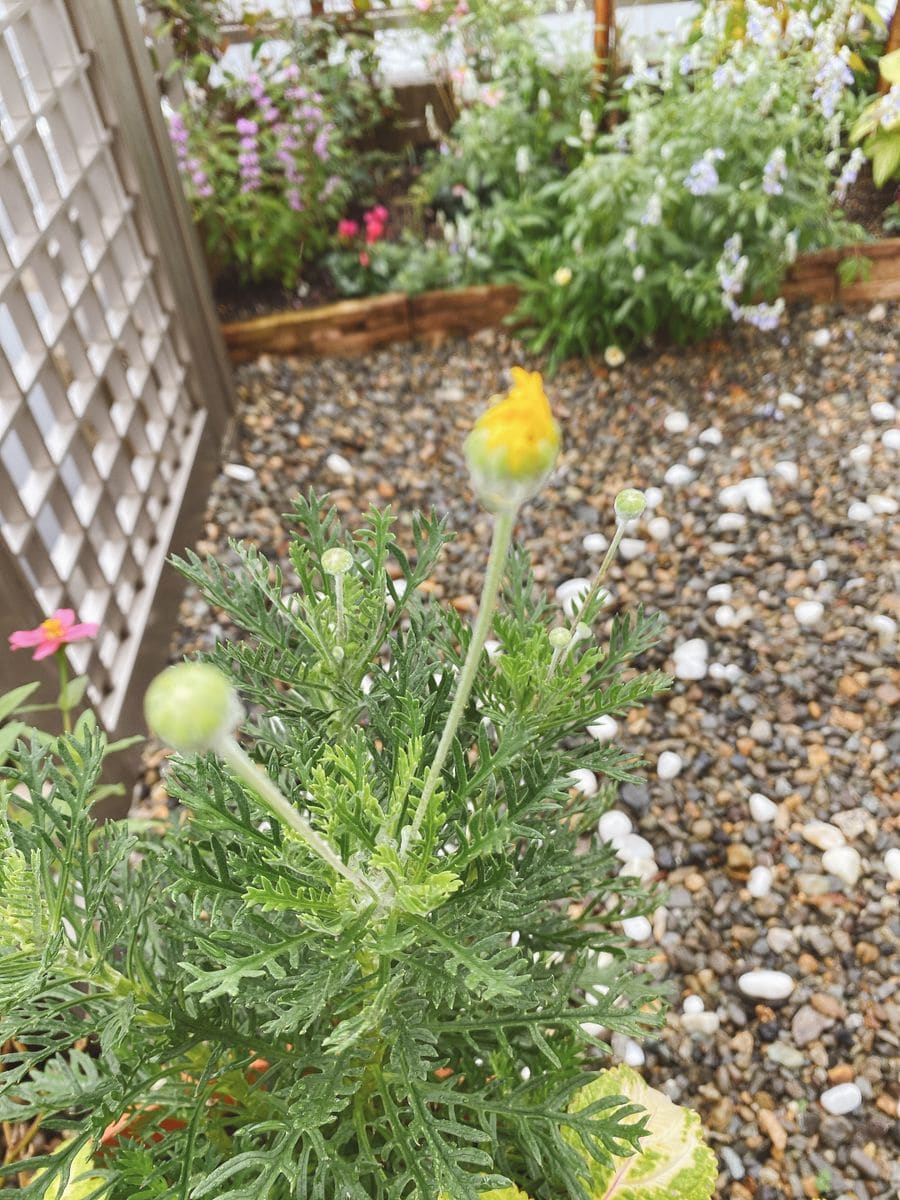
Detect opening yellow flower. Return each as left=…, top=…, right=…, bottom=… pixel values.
left=464, top=367, right=561, bottom=512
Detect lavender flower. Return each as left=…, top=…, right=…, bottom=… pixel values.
left=813, top=47, right=854, bottom=120
left=762, top=147, right=787, bottom=196
left=740, top=298, right=785, bottom=331
left=684, top=149, right=724, bottom=197
left=833, top=147, right=866, bottom=203
left=623, top=226, right=639, bottom=254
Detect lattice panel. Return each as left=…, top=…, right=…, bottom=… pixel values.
left=0, top=0, right=207, bottom=726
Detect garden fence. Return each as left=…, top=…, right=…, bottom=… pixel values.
left=0, top=0, right=234, bottom=747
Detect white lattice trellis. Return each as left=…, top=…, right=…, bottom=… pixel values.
left=0, top=0, right=232, bottom=735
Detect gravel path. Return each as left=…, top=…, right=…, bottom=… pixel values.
left=163, top=299, right=899, bottom=1199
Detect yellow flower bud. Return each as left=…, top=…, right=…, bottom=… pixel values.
left=464, top=367, right=561, bottom=512
left=144, top=662, right=243, bottom=753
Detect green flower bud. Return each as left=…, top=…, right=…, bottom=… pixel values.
left=144, top=662, right=243, bottom=753
left=322, top=547, right=353, bottom=575
left=614, top=488, right=646, bottom=522
left=548, top=627, right=572, bottom=649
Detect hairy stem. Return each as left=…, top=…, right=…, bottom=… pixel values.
left=215, top=735, right=377, bottom=898
left=56, top=650, right=71, bottom=735
left=571, top=522, right=626, bottom=628
left=404, top=507, right=516, bottom=856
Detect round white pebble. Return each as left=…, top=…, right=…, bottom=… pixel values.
left=619, top=537, right=647, bottom=561
left=567, top=768, right=598, bottom=797
left=687, top=446, right=706, bottom=466
left=848, top=444, right=872, bottom=466
left=808, top=559, right=828, bottom=583
left=325, top=452, right=353, bottom=476
left=822, top=845, right=862, bottom=888
left=643, top=486, right=664, bottom=509
left=683, top=994, right=705, bottom=1015
left=773, top=460, right=798, bottom=485
left=870, top=614, right=897, bottom=643
left=657, top=751, right=683, bottom=781
left=884, top=848, right=900, bottom=881
left=699, top=426, right=723, bottom=445
left=619, top=857, right=657, bottom=883
left=867, top=493, right=898, bottom=515
left=882, top=428, right=900, bottom=451
left=706, top=582, right=733, bottom=602
left=582, top=533, right=609, bottom=554
left=664, top=464, right=695, bottom=486
left=809, top=328, right=831, bottom=347
left=747, top=866, right=773, bottom=898
left=223, top=462, right=256, bottom=483
left=778, top=392, right=803, bottom=410
left=794, top=600, right=824, bottom=627
left=682, top=1010, right=720, bottom=1037
left=664, top=411, right=689, bottom=433
left=802, top=821, right=845, bottom=851
left=716, top=512, right=747, bottom=533
left=820, top=1083, right=862, bottom=1115
left=556, top=577, right=592, bottom=617
left=749, top=793, right=778, bottom=823
left=738, top=970, right=795, bottom=1000
left=848, top=501, right=874, bottom=522
left=622, top=916, right=652, bottom=941
left=673, top=638, right=709, bottom=681
left=588, top=715, right=618, bottom=743
left=615, top=834, right=655, bottom=861
left=744, top=481, right=774, bottom=515
left=870, top=401, right=897, bottom=422
left=598, top=810, right=632, bottom=842
left=612, top=1033, right=646, bottom=1067
left=715, top=604, right=739, bottom=629
left=647, top=516, right=671, bottom=541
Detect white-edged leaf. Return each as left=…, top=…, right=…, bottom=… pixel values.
left=568, top=1065, right=717, bottom=1199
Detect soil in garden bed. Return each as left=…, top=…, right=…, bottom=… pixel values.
left=842, top=165, right=898, bottom=237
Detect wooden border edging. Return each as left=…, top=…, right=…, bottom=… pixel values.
left=221, top=241, right=900, bottom=363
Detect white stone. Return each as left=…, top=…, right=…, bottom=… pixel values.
left=360, top=674, right=374, bottom=695
left=867, top=493, right=898, bottom=515
left=556, top=577, right=591, bottom=617
left=750, top=793, right=778, bottom=823
left=870, top=401, right=897, bottom=422
left=580, top=1021, right=606, bottom=1039
left=582, top=533, right=609, bottom=554
left=848, top=444, right=872, bottom=466
left=687, top=447, right=706, bottom=466
left=644, top=486, right=664, bottom=509
left=884, top=848, right=900, bottom=881
left=588, top=715, right=618, bottom=743
left=673, top=638, right=709, bottom=681
left=716, top=512, right=747, bottom=532
left=612, top=1033, right=645, bottom=1067
left=820, top=1083, right=862, bottom=1115
left=870, top=614, right=897, bottom=644
left=794, top=600, right=824, bottom=627
left=223, top=462, right=256, bottom=483
left=484, top=639, right=501, bottom=659
left=615, top=834, right=655, bottom=861
left=766, top=927, right=795, bottom=954
left=567, top=768, right=598, bottom=797
left=598, top=810, right=632, bottom=842
left=620, top=537, right=647, bottom=561
left=747, top=866, right=773, bottom=898
left=325, top=452, right=354, bottom=476
left=714, top=604, right=739, bottom=629
left=706, top=583, right=733, bottom=603
left=868, top=302, right=887, bottom=321
left=699, top=426, right=723, bottom=445
left=773, top=460, right=799, bottom=485
left=778, top=391, right=803, bottom=410
left=738, top=970, right=795, bottom=1000
left=683, top=994, right=705, bottom=1015
left=802, top=821, right=845, bottom=851
left=745, top=480, right=774, bottom=515
left=664, top=464, right=695, bottom=486
left=822, top=845, right=862, bottom=888
left=647, top=516, right=671, bottom=541
left=809, top=328, right=831, bottom=347
left=657, top=750, right=683, bottom=781
left=519, top=1065, right=530, bottom=1081
left=848, top=501, right=874, bottom=522
left=664, top=410, right=690, bottom=433
left=808, top=559, right=828, bottom=584
left=619, top=857, right=657, bottom=883
left=682, top=1011, right=720, bottom=1037
left=882, top=427, right=900, bottom=451
left=622, top=916, right=652, bottom=941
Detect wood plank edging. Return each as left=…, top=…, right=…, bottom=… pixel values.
left=221, top=240, right=900, bottom=363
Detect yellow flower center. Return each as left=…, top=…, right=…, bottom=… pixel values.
left=471, top=367, right=560, bottom=480
left=41, top=617, right=65, bottom=640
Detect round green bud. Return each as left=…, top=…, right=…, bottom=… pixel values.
left=322, top=547, right=353, bottom=576
left=144, top=662, right=243, bottom=753
left=548, top=627, right=572, bottom=649
left=614, top=488, right=646, bottom=522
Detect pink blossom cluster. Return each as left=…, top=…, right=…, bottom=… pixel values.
left=168, top=111, right=212, bottom=198
left=337, top=205, right=389, bottom=266
left=236, top=117, right=262, bottom=193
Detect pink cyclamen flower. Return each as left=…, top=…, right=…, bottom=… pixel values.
left=365, top=221, right=385, bottom=244
left=358, top=251, right=370, bottom=267
left=9, top=609, right=99, bottom=661
left=367, top=205, right=389, bottom=223
left=338, top=218, right=359, bottom=239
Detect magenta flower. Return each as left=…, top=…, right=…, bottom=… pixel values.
left=337, top=218, right=359, bottom=239
left=9, top=609, right=99, bottom=661
left=235, top=118, right=258, bottom=137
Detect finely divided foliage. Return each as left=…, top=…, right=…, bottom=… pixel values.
left=1, top=489, right=675, bottom=1199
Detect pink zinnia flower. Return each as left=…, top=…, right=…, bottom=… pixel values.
left=9, top=609, right=99, bottom=661
left=337, top=218, right=359, bottom=239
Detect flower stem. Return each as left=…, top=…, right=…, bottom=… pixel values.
left=215, top=735, right=378, bottom=899
left=56, top=650, right=71, bottom=734
left=404, top=506, right=516, bottom=857
left=571, top=522, right=627, bottom=628
left=335, top=574, right=346, bottom=642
